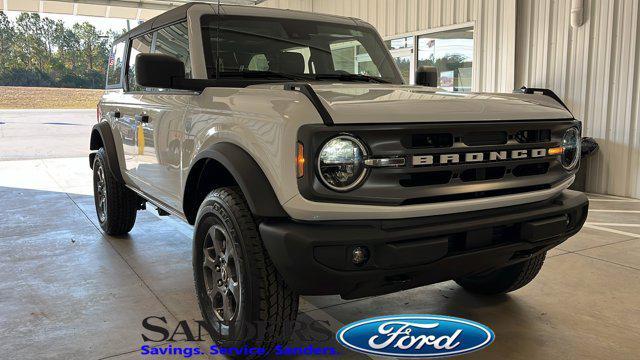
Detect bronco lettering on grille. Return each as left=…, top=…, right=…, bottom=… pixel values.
left=412, top=148, right=548, bottom=166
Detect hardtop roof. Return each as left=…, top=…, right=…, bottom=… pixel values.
left=115, top=2, right=361, bottom=43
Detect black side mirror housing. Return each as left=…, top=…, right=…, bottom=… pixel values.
left=135, top=53, right=185, bottom=89
left=415, top=66, right=438, bottom=87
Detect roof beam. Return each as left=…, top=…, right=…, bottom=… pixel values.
left=42, top=0, right=262, bottom=12
left=2, top=0, right=264, bottom=19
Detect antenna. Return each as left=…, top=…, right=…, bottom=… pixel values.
left=216, top=0, right=220, bottom=79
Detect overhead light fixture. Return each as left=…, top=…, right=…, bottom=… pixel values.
left=571, top=0, right=585, bottom=28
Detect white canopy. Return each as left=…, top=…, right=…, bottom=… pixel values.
left=0, top=0, right=265, bottom=20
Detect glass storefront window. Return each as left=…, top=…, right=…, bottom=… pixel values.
left=385, top=36, right=413, bottom=83
left=417, top=27, right=473, bottom=92
left=385, top=36, right=414, bottom=50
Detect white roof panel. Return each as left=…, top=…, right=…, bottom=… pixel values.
left=3, top=1, right=265, bottom=20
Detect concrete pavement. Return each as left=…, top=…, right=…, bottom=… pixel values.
left=0, top=109, right=95, bottom=160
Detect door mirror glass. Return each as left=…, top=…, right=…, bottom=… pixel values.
left=415, top=66, right=438, bottom=87
left=135, top=53, right=185, bottom=89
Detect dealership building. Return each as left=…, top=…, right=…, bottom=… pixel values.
left=1, top=1, right=639, bottom=359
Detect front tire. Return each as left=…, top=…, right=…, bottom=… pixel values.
left=92, top=148, right=138, bottom=235
left=193, top=187, right=298, bottom=358
left=455, top=252, right=546, bottom=295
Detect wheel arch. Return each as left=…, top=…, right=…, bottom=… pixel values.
left=183, top=142, right=288, bottom=225
left=89, top=121, right=124, bottom=183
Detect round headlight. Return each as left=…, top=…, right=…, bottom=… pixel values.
left=317, top=135, right=368, bottom=191
left=561, top=127, right=581, bottom=170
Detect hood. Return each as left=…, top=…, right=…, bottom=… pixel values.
left=262, top=83, right=573, bottom=124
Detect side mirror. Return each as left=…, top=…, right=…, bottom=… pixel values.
left=135, top=53, right=185, bottom=89
left=415, top=66, right=438, bottom=87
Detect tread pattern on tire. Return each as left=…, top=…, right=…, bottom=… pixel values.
left=94, top=148, right=138, bottom=235
left=455, top=252, right=546, bottom=295
left=205, top=187, right=298, bottom=357
left=507, top=252, right=546, bottom=292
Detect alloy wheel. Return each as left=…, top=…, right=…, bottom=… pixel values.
left=202, top=223, right=241, bottom=329
left=95, top=163, right=107, bottom=223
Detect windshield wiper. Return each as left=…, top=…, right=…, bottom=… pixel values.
left=313, top=73, right=391, bottom=84
left=224, top=70, right=314, bottom=81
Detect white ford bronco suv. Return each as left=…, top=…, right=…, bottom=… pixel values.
left=91, top=2, right=588, bottom=354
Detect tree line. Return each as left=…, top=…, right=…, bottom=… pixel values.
left=0, top=11, right=126, bottom=89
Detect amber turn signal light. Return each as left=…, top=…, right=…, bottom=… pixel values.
left=548, top=147, right=564, bottom=155
left=296, top=142, right=305, bottom=178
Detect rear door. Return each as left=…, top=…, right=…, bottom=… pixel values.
left=123, top=23, right=196, bottom=211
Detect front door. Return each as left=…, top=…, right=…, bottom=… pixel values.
left=122, top=22, right=194, bottom=211
left=114, top=99, right=140, bottom=172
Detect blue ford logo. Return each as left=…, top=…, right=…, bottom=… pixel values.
left=336, top=315, right=494, bottom=358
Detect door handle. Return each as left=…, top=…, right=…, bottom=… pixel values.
left=135, top=114, right=149, bottom=123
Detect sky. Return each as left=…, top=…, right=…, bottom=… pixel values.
left=3, top=10, right=137, bottom=33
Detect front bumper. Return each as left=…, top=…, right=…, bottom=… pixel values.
left=260, top=190, right=588, bottom=299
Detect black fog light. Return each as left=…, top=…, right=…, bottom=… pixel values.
left=352, top=246, right=369, bottom=266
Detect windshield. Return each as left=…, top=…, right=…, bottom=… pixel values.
left=201, top=15, right=403, bottom=84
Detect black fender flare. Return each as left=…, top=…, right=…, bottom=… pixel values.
left=186, top=142, right=288, bottom=219
left=89, top=121, right=124, bottom=183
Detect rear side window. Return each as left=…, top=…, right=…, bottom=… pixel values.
left=106, top=42, right=125, bottom=88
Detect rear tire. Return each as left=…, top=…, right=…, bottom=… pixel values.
left=455, top=252, right=546, bottom=295
left=92, top=148, right=138, bottom=235
left=193, top=186, right=298, bottom=359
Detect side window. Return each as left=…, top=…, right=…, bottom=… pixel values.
left=154, top=22, right=192, bottom=79
left=106, top=42, right=125, bottom=88
left=127, top=33, right=153, bottom=92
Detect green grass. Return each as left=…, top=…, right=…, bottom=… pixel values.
left=0, top=86, right=104, bottom=109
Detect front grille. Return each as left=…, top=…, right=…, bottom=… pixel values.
left=463, top=131, right=508, bottom=146
left=297, top=120, right=579, bottom=206
left=460, top=166, right=506, bottom=182
left=515, top=129, right=552, bottom=143
left=400, top=184, right=552, bottom=205
left=406, top=133, right=453, bottom=148
left=513, top=163, right=550, bottom=177
left=400, top=171, right=452, bottom=187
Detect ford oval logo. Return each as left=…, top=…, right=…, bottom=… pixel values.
left=336, top=315, right=494, bottom=358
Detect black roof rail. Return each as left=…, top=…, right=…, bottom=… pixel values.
left=284, top=83, right=334, bottom=126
